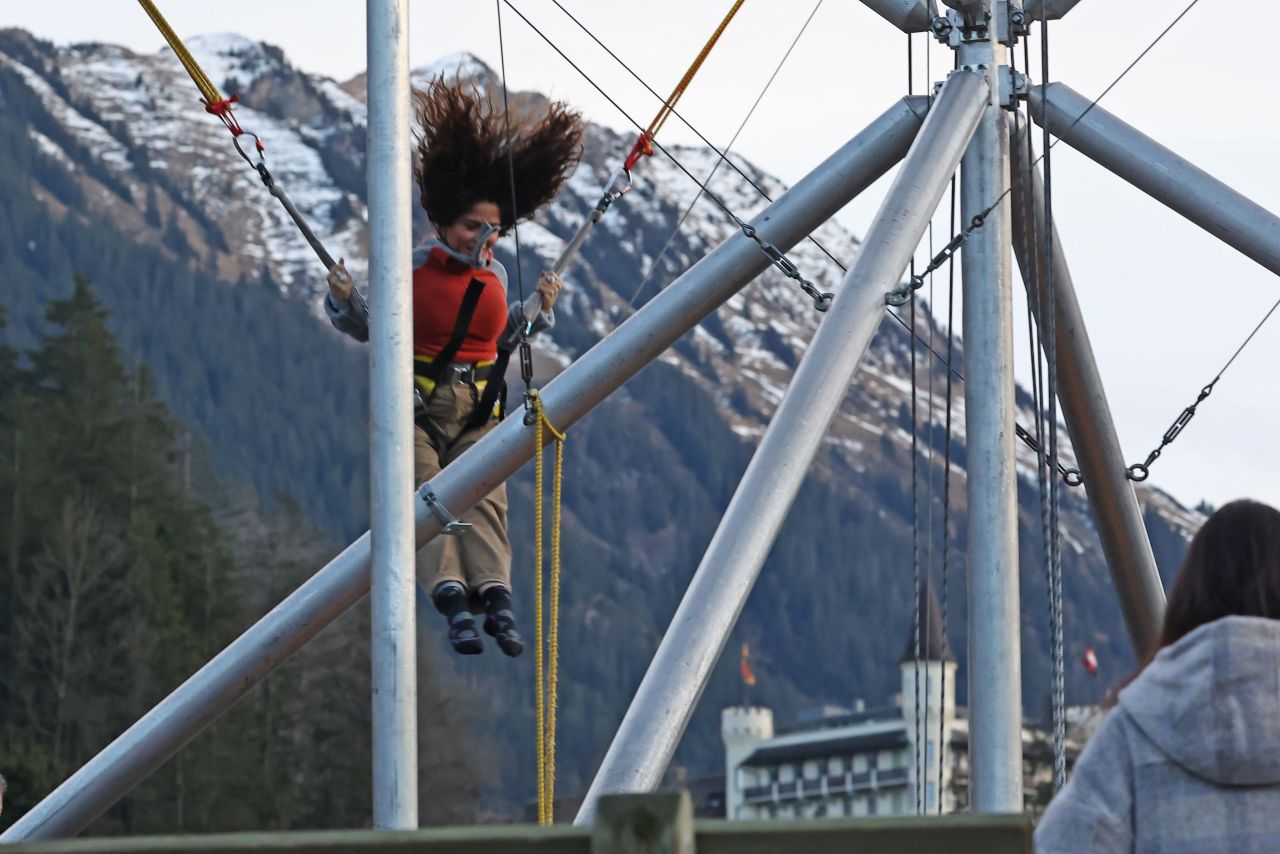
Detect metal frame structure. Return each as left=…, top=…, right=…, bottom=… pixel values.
left=577, top=69, right=989, bottom=823
left=12, top=0, right=1280, bottom=840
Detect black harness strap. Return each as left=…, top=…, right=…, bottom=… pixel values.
left=467, top=345, right=513, bottom=431
left=415, top=277, right=488, bottom=388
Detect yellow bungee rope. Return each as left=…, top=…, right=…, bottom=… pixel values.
left=530, top=390, right=566, bottom=826
left=622, top=0, right=746, bottom=171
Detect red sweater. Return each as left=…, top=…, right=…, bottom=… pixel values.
left=413, top=245, right=508, bottom=363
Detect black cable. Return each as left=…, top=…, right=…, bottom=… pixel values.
left=500, top=0, right=825, bottom=309
left=495, top=0, right=529, bottom=315
left=623, top=0, right=826, bottom=311
left=530, top=0, right=852, bottom=277
left=1216, top=296, right=1280, bottom=378
left=937, top=177, right=956, bottom=816
left=1061, top=0, right=1203, bottom=136
left=906, top=27, right=924, bottom=818
left=926, top=0, right=1208, bottom=273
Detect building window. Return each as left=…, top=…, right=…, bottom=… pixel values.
left=828, top=756, right=844, bottom=776
left=780, top=763, right=796, bottom=783
left=927, top=782, right=936, bottom=810
left=867, top=793, right=878, bottom=816
left=866, top=752, right=878, bottom=771
left=878, top=750, right=895, bottom=770
left=803, top=760, right=820, bottom=780
left=854, top=754, right=869, bottom=773
left=926, top=740, right=936, bottom=766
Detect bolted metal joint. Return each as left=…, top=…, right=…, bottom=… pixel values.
left=1010, top=3, right=1030, bottom=36
left=999, top=66, right=1029, bottom=109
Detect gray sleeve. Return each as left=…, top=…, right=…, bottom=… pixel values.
left=499, top=299, right=555, bottom=351
left=325, top=288, right=370, bottom=343
left=492, top=261, right=555, bottom=349
left=1033, top=711, right=1134, bottom=854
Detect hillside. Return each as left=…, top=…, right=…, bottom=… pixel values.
left=0, top=28, right=1201, bottom=818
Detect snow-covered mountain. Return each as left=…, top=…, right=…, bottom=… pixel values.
left=3, top=19, right=1205, bottom=581
left=0, top=28, right=1204, bottom=799
left=1, top=29, right=1180, bottom=496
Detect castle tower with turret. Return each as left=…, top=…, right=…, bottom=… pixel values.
left=722, top=706, right=775, bottom=820
left=899, top=581, right=959, bottom=812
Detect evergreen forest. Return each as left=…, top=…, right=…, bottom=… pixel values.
left=0, top=46, right=1196, bottom=833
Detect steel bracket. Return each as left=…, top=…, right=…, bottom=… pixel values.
left=999, top=66, right=1029, bottom=108
left=419, top=484, right=472, bottom=536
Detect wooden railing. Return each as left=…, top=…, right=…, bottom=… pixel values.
left=2, top=793, right=1033, bottom=854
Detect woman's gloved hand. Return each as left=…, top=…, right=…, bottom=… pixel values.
left=327, top=258, right=354, bottom=303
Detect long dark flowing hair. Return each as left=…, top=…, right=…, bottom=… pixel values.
left=413, top=77, right=584, bottom=229
left=1158, top=498, right=1280, bottom=649
left=1104, top=499, right=1280, bottom=705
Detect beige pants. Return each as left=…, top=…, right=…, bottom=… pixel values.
left=414, top=378, right=511, bottom=595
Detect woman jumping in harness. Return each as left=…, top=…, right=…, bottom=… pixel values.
left=324, top=78, right=584, bottom=658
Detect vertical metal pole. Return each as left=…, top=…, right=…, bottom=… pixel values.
left=1010, top=115, right=1166, bottom=655
left=957, top=2, right=1023, bottom=814
left=575, top=70, right=990, bottom=825
left=367, top=0, right=416, bottom=830
left=0, top=97, right=927, bottom=844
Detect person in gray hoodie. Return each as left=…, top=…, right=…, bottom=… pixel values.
left=1035, top=499, right=1280, bottom=853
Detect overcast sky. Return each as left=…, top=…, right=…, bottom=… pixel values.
left=5, top=1, right=1279, bottom=517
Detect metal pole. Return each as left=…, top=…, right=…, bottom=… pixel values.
left=1023, top=0, right=1087, bottom=21
left=1010, top=114, right=1166, bottom=656
left=858, top=0, right=939, bottom=33
left=573, top=71, right=989, bottom=826
left=958, top=4, right=1023, bottom=814
left=1031, top=83, right=1280, bottom=278
left=0, top=96, right=928, bottom=843
left=366, top=0, right=416, bottom=830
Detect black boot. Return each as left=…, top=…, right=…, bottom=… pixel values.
left=432, top=581, right=483, bottom=655
left=481, top=585, right=524, bottom=658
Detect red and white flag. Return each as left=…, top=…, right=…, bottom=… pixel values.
left=740, top=642, right=757, bottom=687
left=1082, top=645, right=1099, bottom=677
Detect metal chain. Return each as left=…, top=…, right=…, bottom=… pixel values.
left=1126, top=380, right=1215, bottom=483
left=1034, top=15, right=1068, bottom=795
left=1017, top=378, right=1218, bottom=488
left=886, top=206, right=1000, bottom=307
left=739, top=223, right=833, bottom=312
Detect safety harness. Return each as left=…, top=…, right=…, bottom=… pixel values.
left=411, top=247, right=516, bottom=452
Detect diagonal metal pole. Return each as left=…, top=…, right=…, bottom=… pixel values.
left=858, top=0, right=939, bottom=33
left=574, top=69, right=990, bottom=826
left=366, top=0, right=416, bottom=830
left=0, top=95, right=930, bottom=843
left=957, top=0, right=1023, bottom=814
left=1023, top=0, right=1088, bottom=21
left=1030, top=83, right=1280, bottom=277
left=1010, top=113, right=1166, bottom=657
